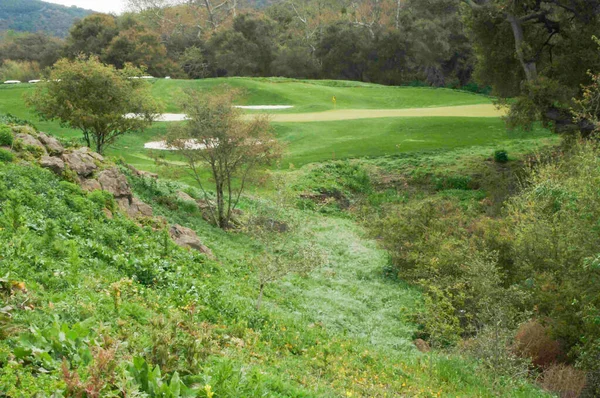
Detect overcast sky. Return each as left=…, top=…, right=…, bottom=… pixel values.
left=45, top=0, right=126, bottom=14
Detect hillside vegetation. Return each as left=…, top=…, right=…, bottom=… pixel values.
left=0, top=0, right=92, bottom=38
left=0, top=119, right=551, bottom=396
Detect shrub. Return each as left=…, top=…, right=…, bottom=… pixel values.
left=0, top=125, right=13, bottom=146
left=514, top=320, right=563, bottom=368
left=494, top=149, right=509, bottom=163
left=0, top=114, right=37, bottom=128
left=540, top=364, right=587, bottom=398
left=0, top=149, right=14, bottom=163
left=0, top=60, right=40, bottom=83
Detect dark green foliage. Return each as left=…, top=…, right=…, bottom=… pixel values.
left=293, top=161, right=371, bottom=214
left=0, top=125, right=13, bottom=146
left=0, top=113, right=36, bottom=128
left=0, top=148, right=14, bottom=163
left=0, top=0, right=92, bottom=38
left=493, top=150, right=509, bottom=163
left=0, top=31, right=63, bottom=68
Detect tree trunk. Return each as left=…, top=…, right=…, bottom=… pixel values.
left=256, top=283, right=265, bottom=310
left=216, top=181, right=227, bottom=228
left=506, top=13, right=538, bottom=82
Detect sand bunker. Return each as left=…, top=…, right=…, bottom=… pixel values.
left=144, top=140, right=206, bottom=150
left=234, top=105, right=294, bottom=110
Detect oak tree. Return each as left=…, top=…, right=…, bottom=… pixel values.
left=27, top=56, right=162, bottom=154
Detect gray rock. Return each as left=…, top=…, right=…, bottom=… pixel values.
left=169, top=224, right=214, bottom=258
left=97, top=168, right=132, bottom=198
left=116, top=196, right=153, bottom=219
left=131, top=197, right=153, bottom=217
left=38, top=132, right=64, bottom=155
left=81, top=179, right=102, bottom=192
left=62, top=150, right=97, bottom=177
left=39, top=156, right=65, bottom=174
left=16, top=133, right=47, bottom=155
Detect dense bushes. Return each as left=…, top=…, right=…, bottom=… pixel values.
left=372, top=140, right=600, bottom=391
left=0, top=125, right=13, bottom=146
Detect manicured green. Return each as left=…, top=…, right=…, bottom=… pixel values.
left=151, top=77, right=493, bottom=113
left=274, top=117, right=553, bottom=167
left=0, top=77, right=539, bottom=172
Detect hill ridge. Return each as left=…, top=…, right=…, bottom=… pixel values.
left=0, top=0, right=93, bottom=38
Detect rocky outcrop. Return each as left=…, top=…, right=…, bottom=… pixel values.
left=97, top=167, right=152, bottom=219
left=98, top=168, right=132, bottom=198
left=38, top=132, right=64, bottom=155
left=169, top=224, right=214, bottom=258
left=62, top=148, right=98, bottom=177
left=39, top=156, right=65, bottom=174
left=13, top=128, right=213, bottom=258
left=81, top=179, right=101, bottom=192
left=16, top=133, right=47, bottom=155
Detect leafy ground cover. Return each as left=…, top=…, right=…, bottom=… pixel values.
left=0, top=159, right=550, bottom=397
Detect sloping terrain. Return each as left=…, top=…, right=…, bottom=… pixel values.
left=0, top=0, right=92, bottom=37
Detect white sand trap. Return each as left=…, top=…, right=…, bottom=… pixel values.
left=234, top=105, right=294, bottom=110
left=125, top=113, right=189, bottom=122
left=145, top=140, right=206, bottom=150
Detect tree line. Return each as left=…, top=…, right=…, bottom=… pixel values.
left=0, top=0, right=477, bottom=89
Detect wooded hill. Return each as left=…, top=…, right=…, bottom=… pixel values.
left=0, top=0, right=92, bottom=37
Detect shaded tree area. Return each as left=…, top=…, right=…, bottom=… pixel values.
left=463, top=0, right=600, bottom=134
left=0, top=0, right=474, bottom=89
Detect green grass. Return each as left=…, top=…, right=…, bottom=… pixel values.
left=1, top=77, right=491, bottom=117
left=0, top=161, right=551, bottom=396
left=106, top=117, right=553, bottom=172
left=151, top=77, right=492, bottom=113
left=274, top=117, right=553, bottom=167
left=0, top=77, right=545, bottom=173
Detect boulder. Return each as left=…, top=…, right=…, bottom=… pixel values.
left=116, top=196, right=153, bottom=219
left=176, top=191, right=195, bottom=202
left=169, top=224, right=214, bottom=258
left=81, top=179, right=102, bottom=192
left=98, top=168, right=132, bottom=198
left=62, top=150, right=97, bottom=177
left=38, top=132, right=64, bottom=155
left=131, top=197, right=153, bottom=217
left=16, top=133, right=47, bottom=155
left=39, top=156, right=64, bottom=174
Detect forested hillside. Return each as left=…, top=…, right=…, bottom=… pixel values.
left=0, top=0, right=92, bottom=37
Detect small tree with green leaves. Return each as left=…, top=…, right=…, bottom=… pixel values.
left=27, top=56, right=162, bottom=154
left=167, top=88, right=282, bottom=229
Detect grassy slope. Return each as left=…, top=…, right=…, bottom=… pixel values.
left=0, top=161, right=549, bottom=397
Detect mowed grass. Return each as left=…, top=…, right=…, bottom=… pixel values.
left=274, top=117, right=553, bottom=167
left=1, top=77, right=492, bottom=117
left=0, top=77, right=551, bottom=171
left=151, top=77, right=493, bottom=113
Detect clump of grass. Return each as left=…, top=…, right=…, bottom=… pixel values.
left=494, top=149, right=509, bottom=163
